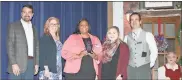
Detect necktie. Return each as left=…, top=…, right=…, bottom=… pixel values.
left=133, top=32, right=137, bottom=40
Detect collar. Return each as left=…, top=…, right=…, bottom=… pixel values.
left=20, top=19, right=32, bottom=25
left=166, top=63, right=179, bottom=71
left=79, top=33, right=94, bottom=38
left=132, top=27, right=142, bottom=36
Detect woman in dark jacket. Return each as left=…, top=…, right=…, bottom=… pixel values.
left=39, top=17, right=63, bottom=79
left=99, top=26, right=130, bottom=80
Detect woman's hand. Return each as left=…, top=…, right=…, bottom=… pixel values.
left=44, top=66, right=50, bottom=78
left=79, top=50, right=88, bottom=58
left=116, top=74, right=122, bottom=80
left=44, top=69, right=50, bottom=78
left=71, top=50, right=88, bottom=60
left=88, top=51, right=98, bottom=60
left=95, top=75, right=98, bottom=80
left=166, top=77, right=170, bottom=80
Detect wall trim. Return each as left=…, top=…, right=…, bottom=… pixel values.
left=107, top=2, right=113, bottom=29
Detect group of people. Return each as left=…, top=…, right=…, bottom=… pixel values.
left=6, top=4, right=181, bottom=80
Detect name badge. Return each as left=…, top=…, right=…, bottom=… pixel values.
left=137, top=42, right=142, bottom=44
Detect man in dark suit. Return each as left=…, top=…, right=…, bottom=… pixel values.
left=7, top=4, right=39, bottom=79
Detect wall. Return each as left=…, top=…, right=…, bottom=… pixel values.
left=107, top=2, right=113, bottom=28
left=107, top=2, right=125, bottom=39
left=113, top=2, right=124, bottom=39
left=123, top=2, right=140, bottom=35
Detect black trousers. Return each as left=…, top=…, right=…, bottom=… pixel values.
left=65, top=55, right=96, bottom=80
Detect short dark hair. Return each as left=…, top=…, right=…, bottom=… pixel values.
left=22, top=4, right=34, bottom=13
left=129, top=12, right=141, bottom=22
left=73, top=18, right=91, bottom=34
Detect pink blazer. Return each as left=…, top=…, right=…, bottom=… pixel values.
left=61, top=34, right=102, bottom=75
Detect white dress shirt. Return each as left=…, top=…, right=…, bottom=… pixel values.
left=21, top=19, right=34, bottom=57
left=124, top=28, right=158, bottom=68
left=158, top=63, right=181, bottom=80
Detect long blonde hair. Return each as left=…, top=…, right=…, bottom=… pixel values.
left=44, top=17, right=60, bottom=39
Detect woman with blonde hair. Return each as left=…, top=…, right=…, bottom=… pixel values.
left=39, top=17, right=63, bottom=79
left=158, top=52, right=181, bottom=80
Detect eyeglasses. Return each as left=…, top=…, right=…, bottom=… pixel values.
left=49, top=23, right=59, bottom=26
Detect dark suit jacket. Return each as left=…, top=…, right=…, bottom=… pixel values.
left=7, top=21, right=39, bottom=73
left=39, top=34, right=57, bottom=73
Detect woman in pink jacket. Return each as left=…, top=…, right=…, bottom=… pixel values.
left=61, top=18, right=102, bottom=80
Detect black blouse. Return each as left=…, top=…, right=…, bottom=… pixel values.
left=82, top=38, right=92, bottom=53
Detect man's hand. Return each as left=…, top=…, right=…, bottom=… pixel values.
left=34, top=65, right=39, bottom=75
left=12, top=64, right=20, bottom=76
